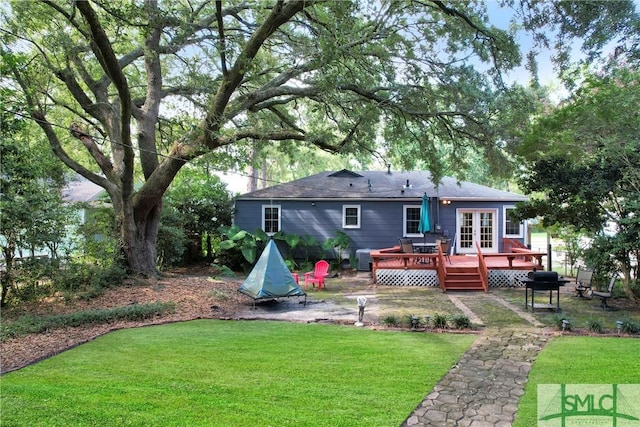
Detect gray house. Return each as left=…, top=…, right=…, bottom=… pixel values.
left=233, top=169, right=529, bottom=261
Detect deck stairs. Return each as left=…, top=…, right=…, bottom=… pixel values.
left=442, top=265, right=485, bottom=291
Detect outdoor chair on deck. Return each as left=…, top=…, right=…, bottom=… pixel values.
left=574, top=266, right=594, bottom=298
left=592, top=275, right=617, bottom=310
left=399, top=238, right=421, bottom=264
left=399, top=238, right=414, bottom=253
left=436, top=239, right=451, bottom=263
left=303, top=260, right=330, bottom=290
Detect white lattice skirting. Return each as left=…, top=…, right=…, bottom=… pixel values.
left=489, top=270, right=531, bottom=288
left=375, top=269, right=532, bottom=287
left=376, top=270, right=439, bottom=287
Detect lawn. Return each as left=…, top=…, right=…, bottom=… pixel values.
left=513, top=336, right=640, bottom=426
left=1, top=319, right=475, bottom=427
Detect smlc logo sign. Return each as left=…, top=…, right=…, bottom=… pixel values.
left=538, top=384, right=640, bottom=426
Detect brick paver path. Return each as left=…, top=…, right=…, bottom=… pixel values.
left=401, top=328, right=550, bottom=427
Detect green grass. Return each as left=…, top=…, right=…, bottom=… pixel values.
left=456, top=292, right=530, bottom=328
left=493, top=287, right=640, bottom=331
left=1, top=319, right=475, bottom=427
left=513, top=336, right=640, bottom=426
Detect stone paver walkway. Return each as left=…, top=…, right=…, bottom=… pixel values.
left=401, top=328, right=551, bottom=427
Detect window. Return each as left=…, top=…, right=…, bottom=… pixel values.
left=404, top=206, right=421, bottom=236
left=262, top=205, right=281, bottom=234
left=342, top=205, right=361, bottom=229
left=504, top=206, right=523, bottom=237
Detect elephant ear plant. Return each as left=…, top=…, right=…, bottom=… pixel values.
left=322, top=231, right=352, bottom=269
left=217, top=226, right=270, bottom=273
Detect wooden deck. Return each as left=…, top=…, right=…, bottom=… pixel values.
left=369, top=244, right=546, bottom=291
left=371, top=254, right=540, bottom=270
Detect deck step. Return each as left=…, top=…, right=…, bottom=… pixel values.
left=442, top=267, right=485, bottom=291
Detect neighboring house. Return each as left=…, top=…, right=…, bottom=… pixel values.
left=1, top=176, right=104, bottom=263
left=233, top=169, right=529, bottom=260
left=61, top=176, right=106, bottom=215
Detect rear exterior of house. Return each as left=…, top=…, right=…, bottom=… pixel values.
left=233, top=170, right=529, bottom=261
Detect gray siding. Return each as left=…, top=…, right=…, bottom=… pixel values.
left=234, top=199, right=526, bottom=256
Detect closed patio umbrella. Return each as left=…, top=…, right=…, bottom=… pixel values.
left=418, top=193, right=431, bottom=243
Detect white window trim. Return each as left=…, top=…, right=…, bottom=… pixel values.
left=262, top=204, right=281, bottom=235
left=342, top=204, right=361, bottom=229
left=403, top=205, right=422, bottom=237
left=503, top=206, right=524, bottom=238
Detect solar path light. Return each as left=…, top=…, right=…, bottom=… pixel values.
left=617, top=320, right=623, bottom=336
left=411, top=315, right=420, bottom=330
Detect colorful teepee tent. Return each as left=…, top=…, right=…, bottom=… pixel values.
left=238, top=239, right=306, bottom=306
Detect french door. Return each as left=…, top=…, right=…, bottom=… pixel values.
left=457, top=209, right=498, bottom=254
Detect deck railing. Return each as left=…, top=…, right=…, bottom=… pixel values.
left=435, top=244, right=447, bottom=292
left=370, top=243, right=545, bottom=285
left=502, top=237, right=527, bottom=252
left=477, top=247, right=545, bottom=269
left=475, top=243, right=490, bottom=292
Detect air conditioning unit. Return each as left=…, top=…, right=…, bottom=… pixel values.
left=356, top=249, right=372, bottom=271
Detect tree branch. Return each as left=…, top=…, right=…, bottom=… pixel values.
left=76, top=0, right=135, bottom=194
left=205, top=0, right=316, bottom=144
left=216, top=0, right=228, bottom=76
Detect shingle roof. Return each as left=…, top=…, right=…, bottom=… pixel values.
left=236, top=170, right=527, bottom=201
left=61, top=176, right=105, bottom=203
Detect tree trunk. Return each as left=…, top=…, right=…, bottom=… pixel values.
left=118, top=200, right=162, bottom=277
left=1, top=244, right=15, bottom=307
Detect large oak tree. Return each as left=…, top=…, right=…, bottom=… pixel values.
left=1, top=0, right=637, bottom=276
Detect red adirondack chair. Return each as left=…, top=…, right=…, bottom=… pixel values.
left=303, top=260, right=330, bottom=290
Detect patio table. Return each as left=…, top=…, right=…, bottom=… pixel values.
left=412, top=243, right=437, bottom=253
left=412, top=243, right=437, bottom=264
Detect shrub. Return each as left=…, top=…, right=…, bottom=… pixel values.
left=0, top=302, right=175, bottom=341
left=431, top=312, right=448, bottom=329
left=550, top=313, right=571, bottom=331
left=400, top=314, right=415, bottom=328
left=51, top=262, right=126, bottom=300
left=620, top=319, right=640, bottom=335
left=381, top=314, right=399, bottom=327
left=450, top=314, right=471, bottom=329
left=585, top=318, right=604, bottom=333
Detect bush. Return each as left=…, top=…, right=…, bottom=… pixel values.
left=8, top=258, right=56, bottom=303
left=431, top=312, right=448, bottom=329
left=400, top=314, right=415, bottom=328
left=620, top=319, right=640, bottom=335
left=0, top=302, right=175, bottom=341
left=381, top=314, right=399, bottom=327
left=51, top=262, right=126, bottom=300
left=585, top=318, right=604, bottom=333
left=450, top=314, right=471, bottom=329
left=550, top=313, right=571, bottom=331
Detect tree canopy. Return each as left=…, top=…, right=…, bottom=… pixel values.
left=1, top=0, right=638, bottom=276
left=513, top=67, right=640, bottom=296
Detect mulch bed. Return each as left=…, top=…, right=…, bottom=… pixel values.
left=0, top=268, right=248, bottom=374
